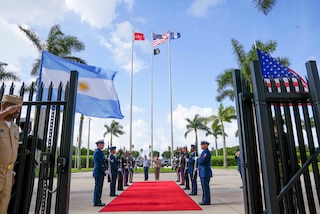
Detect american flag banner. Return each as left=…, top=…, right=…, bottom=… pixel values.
left=153, top=32, right=170, bottom=47
left=257, top=49, right=308, bottom=92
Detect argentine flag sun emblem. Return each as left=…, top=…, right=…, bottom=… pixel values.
left=79, top=81, right=89, bottom=92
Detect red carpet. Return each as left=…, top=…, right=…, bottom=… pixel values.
left=99, top=181, right=202, bottom=212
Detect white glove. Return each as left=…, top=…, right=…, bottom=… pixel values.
left=185, top=158, right=189, bottom=162
left=118, top=168, right=122, bottom=172
left=105, top=170, right=110, bottom=175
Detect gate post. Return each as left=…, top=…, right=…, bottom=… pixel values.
left=233, top=69, right=263, bottom=213
left=305, top=61, right=320, bottom=203
left=55, top=70, right=78, bottom=213
left=250, top=60, right=280, bottom=213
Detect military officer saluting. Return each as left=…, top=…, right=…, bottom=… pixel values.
left=109, top=146, right=118, bottom=196
left=0, top=95, right=23, bottom=213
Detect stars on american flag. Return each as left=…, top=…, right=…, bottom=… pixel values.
left=257, top=49, right=308, bottom=91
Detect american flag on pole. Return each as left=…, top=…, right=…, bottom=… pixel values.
left=153, top=32, right=170, bottom=47
left=257, top=49, right=308, bottom=92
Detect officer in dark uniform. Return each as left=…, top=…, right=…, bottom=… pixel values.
left=188, top=144, right=197, bottom=195
left=123, top=151, right=129, bottom=186
left=117, top=149, right=124, bottom=190
left=109, top=146, right=118, bottom=196
left=8, top=118, right=43, bottom=214
left=93, top=139, right=107, bottom=206
left=181, top=146, right=190, bottom=190
left=198, top=140, right=212, bottom=205
left=128, top=152, right=135, bottom=183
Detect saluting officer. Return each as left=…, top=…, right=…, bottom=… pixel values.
left=109, top=146, right=118, bottom=196
left=0, top=95, right=23, bottom=214
left=198, top=140, right=212, bottom=205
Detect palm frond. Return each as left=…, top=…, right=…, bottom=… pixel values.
left=253, top=0, right=277, bottom=15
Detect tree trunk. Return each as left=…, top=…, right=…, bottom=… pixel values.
left=222, top=122, right=228, bottom=168
left=77, top=114, right=84, bottom=170
left=215, top=138, right=218, bottom=156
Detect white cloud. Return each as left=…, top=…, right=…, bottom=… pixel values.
left=122, top=104, right=144, bottom=113
left=187, top=0, right=224, bottom=18
left=0, top=0, right=67, bottom=25
left=0, top=20, right=38, bottom=84
left=65, top=0, right=119, bottom=28
left=100, top=21, right=148, bottom=73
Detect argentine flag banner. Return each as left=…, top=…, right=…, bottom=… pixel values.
left=38, top=51, right=124, bottom=119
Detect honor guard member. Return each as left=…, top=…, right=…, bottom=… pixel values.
left=198, top=140, right=212, bottom=205
left=109, top=146, right=118, bottom=196
left=123, top=151, right=129, bottom=186
left=0, top=95, right=23, bottom=213
left=188, top=144, right=197, bottom=195
left=173, top=148, right=181, bottom=182
left=177, top=148, right=184, bottom=185
left=117, top=149, right=125, bottom=190
left=93, top=139, right=107, bottom=207
left=181, top=146, right=190, bottom=190
left=128, top=152, right=135, bottom=183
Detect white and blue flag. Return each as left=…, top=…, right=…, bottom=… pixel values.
left=38, top=51, right=124, bottom=119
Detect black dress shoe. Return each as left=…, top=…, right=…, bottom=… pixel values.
left=199, top=202, right=210, bottom=205
left=93, top=203, right=105, bottom=207
left=189, top=193, right=197, bottom=195
left=110, top=194, right=118, bottom=197
left=183, top=188, right=190, bottom=190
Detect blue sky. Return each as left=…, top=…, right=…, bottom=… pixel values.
left=1, top=0, right=320, bottom=156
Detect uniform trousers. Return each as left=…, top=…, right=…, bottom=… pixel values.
left=0, top=169, right=13, bottom=214
left=200, top=177, right=211, bottom=204
left=154, top=167, right=160, bottom=180
left=110, top=173, right=117, bottom=196
left=143, top=167, right=149, bottom=181
left=179, top=167, right=185, bottom=184
left=189, top=173, right=197, bottom=194
left=93, top=175, right=104, bottom=204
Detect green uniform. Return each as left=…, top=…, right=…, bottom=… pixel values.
left=0, top=120, right=19, bottom=213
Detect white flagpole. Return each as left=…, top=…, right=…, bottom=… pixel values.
left=129, top=29, right=134, bottom=153
left=150, top=31, right=154, bottom=162
left=168, top=31, right=174, bottom=162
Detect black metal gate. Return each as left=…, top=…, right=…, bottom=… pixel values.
left=233, top=61, right=320, bottom=213
left=5, top=71, right=78, bottom=214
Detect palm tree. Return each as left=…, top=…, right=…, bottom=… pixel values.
left=205, top=119, right=223, bottom=156
left=253, top=0, right=277, bottom=15
left=205, top=104, right=237, bottom=167
left=103, top=120, right=125, bottom=147
left=19, top=24, right=87, bottom=169
left=0, top=62, right=20, bottom=81
left=184, top=114, right=210, bottom=156
left=18, top=24, right=86, bottom=76
left=216, top=39, right=290, bottom=102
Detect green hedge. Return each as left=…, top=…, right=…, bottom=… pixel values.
left=72, top=155, right=94, bottom=168
left=211, top=155, right=238, bottom=166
